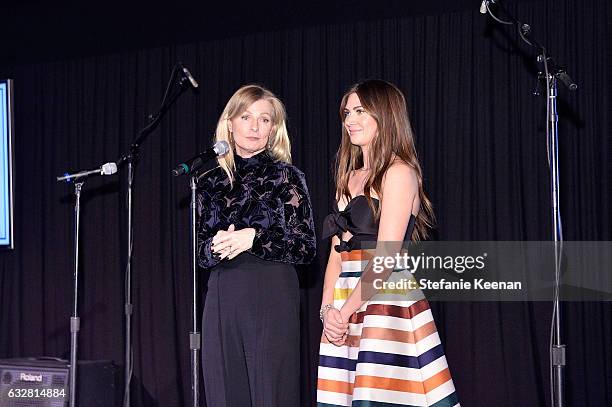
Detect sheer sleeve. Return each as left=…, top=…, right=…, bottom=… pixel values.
left=249, top=166, right=316, bottom=264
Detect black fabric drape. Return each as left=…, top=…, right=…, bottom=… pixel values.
left=0, top=1, right=610, bottom=406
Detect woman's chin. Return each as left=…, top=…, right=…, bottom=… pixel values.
left=236, top=146, right=266, bottom=157
left=349, top=138, right=368, bottom=147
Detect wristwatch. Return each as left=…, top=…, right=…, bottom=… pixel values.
left=319, top=304, right=334, bottom=321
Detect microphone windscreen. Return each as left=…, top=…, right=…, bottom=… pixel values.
left=480, top=0, right=488, bottom=14
left=214, top=140, right=230, bottom=156
left=102, top=162, right=118, bottom=175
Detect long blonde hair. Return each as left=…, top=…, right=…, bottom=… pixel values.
left=335, top=79, right=435, bottom=240
left=214, top=84, right=291, bottom=184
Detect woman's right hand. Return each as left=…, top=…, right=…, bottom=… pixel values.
left=323, top=308, right=349, bottom=346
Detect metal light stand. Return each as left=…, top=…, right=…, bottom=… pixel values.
left=118, top=64, right=194, bottom=407
left=482, top=2, right=577, bottom=406
left=69, top=181, right=84, bottom=407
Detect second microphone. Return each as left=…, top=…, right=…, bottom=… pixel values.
left=172, top=141, right=230, bottom=176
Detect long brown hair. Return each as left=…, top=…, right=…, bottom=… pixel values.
left=335, top=79, right=434, bottom=240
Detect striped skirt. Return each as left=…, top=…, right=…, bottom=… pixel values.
left=317, top=250, right=460, bottom=407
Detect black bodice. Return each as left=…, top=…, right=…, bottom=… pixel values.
left=322, top=195, right=416, bottom=252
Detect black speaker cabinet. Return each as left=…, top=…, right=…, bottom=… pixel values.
left=0, top=358, right=120, bottom=407
left=75, top=360, right=121, bottom=407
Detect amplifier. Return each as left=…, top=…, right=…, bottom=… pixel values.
left=0, top=358, right=68, bottom=407
left=0, top=358, right=120, bottom=407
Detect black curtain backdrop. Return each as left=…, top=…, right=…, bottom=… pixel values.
left=1, top=1, right=610, bottom=406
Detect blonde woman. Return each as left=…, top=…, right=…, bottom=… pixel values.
left=318, top=80, right=459, bottom=406
left=197, top=84, right=316, bottom=406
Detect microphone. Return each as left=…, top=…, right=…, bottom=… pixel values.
left=57, top=162, right=117, bottom=182
left=480, top=0, right=488, bottom=14
left=179, top=63, right=199, bottom=89
left=172, top=140, right=229, bottom=176
left=557, top=70, right=578, bottom=91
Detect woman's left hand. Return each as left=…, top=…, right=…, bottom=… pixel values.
left=211, top=224, right=256, bottom=260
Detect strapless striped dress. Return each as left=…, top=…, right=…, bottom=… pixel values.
left=317, top=250, right=459, bottom=407
left=318, top=197, right=459, bottom=407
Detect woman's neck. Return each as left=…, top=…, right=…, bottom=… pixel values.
left=360, top=146, right=370, bottom=170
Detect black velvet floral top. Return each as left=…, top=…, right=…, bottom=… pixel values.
left=196, top=151, right=316, bottom=269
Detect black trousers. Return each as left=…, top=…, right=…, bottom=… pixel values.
left=202, top=253, right=300, bottom=407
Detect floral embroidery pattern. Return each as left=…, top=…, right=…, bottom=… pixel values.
left=197, top=151, right=316, bottom=269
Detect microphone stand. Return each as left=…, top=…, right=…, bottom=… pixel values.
left=57, top=160, right=118, bottom=406
left=189, top=174, right=201, bottom=407
left=183, top=167, right=217, bottom=407
left=68, top=181, right=84, bottom=407
left=174, top=159, right=224, bottom=407
left=482, top=2, right=577, bottom=407
left=117, top=63, right=194, bottom=407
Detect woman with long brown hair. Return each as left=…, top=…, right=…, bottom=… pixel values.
left=318, top=79, right=459, bottom=406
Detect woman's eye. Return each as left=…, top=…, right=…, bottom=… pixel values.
left=343, top=110, right=350, bottom=117
left=262, top=118, right=270, bottom=123
left=356, top=109, right=365, bottom=115
left=241, top=115, right=250, bottom=120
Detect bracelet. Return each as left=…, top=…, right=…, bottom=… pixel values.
left=319, top=304, right=334, bottom=321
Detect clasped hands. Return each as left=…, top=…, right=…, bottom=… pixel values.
left=211, top=224, right=256, bottom=260
left=322, top=307, right=351, bottom=346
